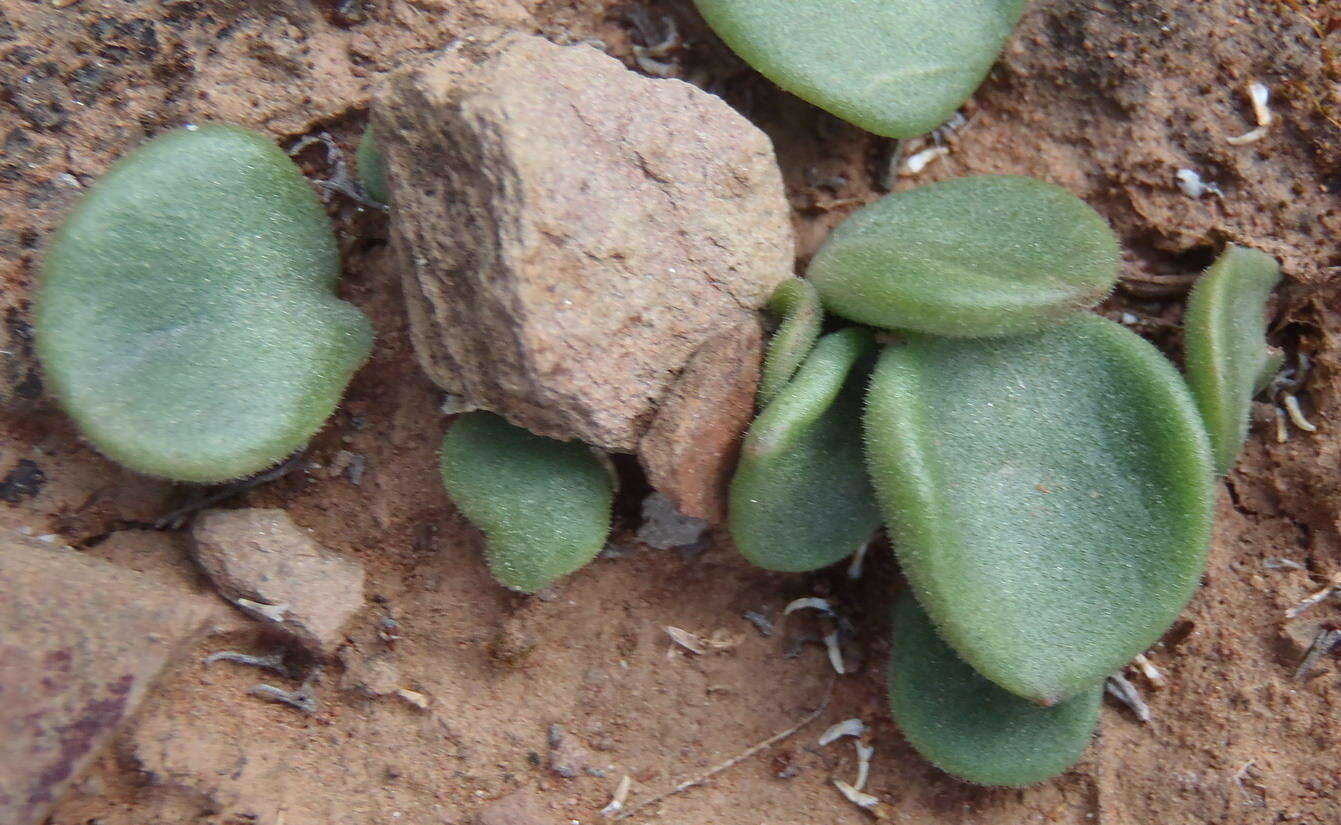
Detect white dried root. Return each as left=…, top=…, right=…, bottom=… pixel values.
left=1227, top=82, right=1272, bottom=145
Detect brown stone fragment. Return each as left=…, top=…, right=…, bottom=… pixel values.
left=0, top=533, right=215, bottom=825
left=372, top=29, right=792, bottom=453
left=638, top=318, right=764, bottom=521
left=191, top=508, right=365, bottom=656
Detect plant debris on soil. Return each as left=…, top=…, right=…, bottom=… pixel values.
left=1, top=0, right=1338, bottom=823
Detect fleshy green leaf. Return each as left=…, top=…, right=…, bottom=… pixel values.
left=758, top=277, right=823, bottom=408
left=1183, top=245, right=1282, bottom=476
left=36, top=125, right=373, bottom=483
left=356, top=123, right=389, bottom=206
left=887, top=593, right=1102, bottom=786
left=808, top=176, right=1120, bottom=338
left=440, top=412, right=613, bottom=593
left=865, top=315, right=1213, bottom=704
left=729, top=328, right=881, bottom=572
left=692, top=0, right=1025, bottom=138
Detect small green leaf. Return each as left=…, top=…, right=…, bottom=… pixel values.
left=729, top=328, right=881, bottom=572
left=356, top=123, right=389, bottom=206
left=692, top=0, right=1024, bottom=138
left=865, top=315, right=1213, bottom=703
left=809, top=176, right=1120, bottom=338
left=1183, top=245, right=1282, bottom=476
left=36, top=125, right=373, bottom=483
left=758, top=277, right=823, bottom=408
left=440, top=412, right=613, bottom=593
left=887, top=593, right=1101, bottom=787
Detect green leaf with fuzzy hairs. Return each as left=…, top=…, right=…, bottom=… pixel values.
left=758, top=277, right=823, bottom=408
left=865, top=315, right=1213, bottom=704
left=692, top=0, right=1025, bottom=138
left=36, top=125, right=372, bottom=483
left=356, top=123, right=389, bottom=205
left=729, top=327, right=881, bottom=572
left=808, top=176, right=1120, bottom=338
left=1183, top=245, right=1282, bottom=476
left=440, top=412, right=612, bottom=593
left=887, top=593, right=1102, bottom=786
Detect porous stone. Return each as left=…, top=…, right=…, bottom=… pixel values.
left=0, top=532, right=216, bottom=825
left=372, top=29, right=792, bottom=453
left=638, top=318, right=763, bottom=521
left=191, top=509, right=365, bottom=655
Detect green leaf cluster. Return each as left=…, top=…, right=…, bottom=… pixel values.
left=728, top=176, right=1279, bottom=785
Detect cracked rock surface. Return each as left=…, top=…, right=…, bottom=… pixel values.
left=372, top=28, right=792, bottom=454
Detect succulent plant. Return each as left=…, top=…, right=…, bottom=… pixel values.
left=729, top=327, right=881, bottom=572
left=692, top=0, right=1025, bottom=138
left=886, top=594, right=1102, bottom=786
left=808, top=175, right=1120, bottom=338
left=864, top=314, right=1214, bottom=704
left=757, top=277, right=823, bottom=408
left=36, top=124, right=373, bottom=483
left=440, top=412, right=613, bottom=593
left=1183, top=244, right=1283, bottom=475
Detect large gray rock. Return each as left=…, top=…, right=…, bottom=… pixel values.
left=372, top=29, right=792, bottom=453
left=0, top=533, right=216, bottom=825
left=191, top=509, right=365, bottom=655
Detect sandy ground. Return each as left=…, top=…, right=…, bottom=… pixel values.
left=1, top=0, right=1339, bottom=823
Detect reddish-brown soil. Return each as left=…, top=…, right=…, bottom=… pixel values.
left=1, top=1, right=1338, bottom=823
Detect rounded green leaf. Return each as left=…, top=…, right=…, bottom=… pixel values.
left=729, top=328, right=881, bottom=572
left=758, top=277, right=823, bottom=408
left=887, top=593, right=1101, bottom=786
left=1183, top=245, right=1282, bottom=476
left=36, top=125, right=373, bottom=483
left=692, top=0, right=1024, bottom=138
left=865, top=315, right=1213, bottom=704
left=440, top=412, right=613, bottom=593
left=356, top=123, right=389, bottom=205
left=808, top=176, right=1120, bottom=338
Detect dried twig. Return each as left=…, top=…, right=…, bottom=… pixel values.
left=203, top=650, right=293, bottom=678
left=153, top=449, right=307, bottom=529
left=742, top=610, right=774, bottom=637
left=1105, top=672, right=1151, bottom=723
left=617, top=679, right=834, bottom=819
left=1293, top=627, right=1341, bottom=680
left=1132, top=653, right=1166, bottom=688
left=818, top=718, right=866, bottom=747
left=1232, top=760, right=1265, bottom=806
left=1286, top=577, right=1339, bottom=619
left=600, top=775, right=632, bottom=818
left=250, top=682, right=318, bottom=713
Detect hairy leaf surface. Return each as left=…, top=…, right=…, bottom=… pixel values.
left=887, top=594, right=1102, bottom=786
left=441, top=412, right=613, bottom=593
left=37, top=125, right=372, bottom=482
left=809, top=176, right=1119, bottom=338
left=730, top=328, right=881, bottom=572
left=865, top=315, right=1214, bottom=703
